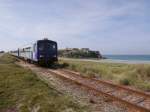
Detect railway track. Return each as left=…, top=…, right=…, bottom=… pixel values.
left=48, top=69, right=150, bottom=112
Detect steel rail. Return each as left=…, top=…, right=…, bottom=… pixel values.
left=62, top=69, right=150, bottom=98
left=48, top=69, right=150, bottom=112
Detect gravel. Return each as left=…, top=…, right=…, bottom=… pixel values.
left=18, top=61, right=130, bottom=112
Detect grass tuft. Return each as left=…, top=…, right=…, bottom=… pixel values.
left=119, top=78, right=130, bottom=85
left=60, top=59, right=150, bottom=91
left=0, top=54, right=88, bottom=112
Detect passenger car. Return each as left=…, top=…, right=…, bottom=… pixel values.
left=11, top=39, right=58, bottom=65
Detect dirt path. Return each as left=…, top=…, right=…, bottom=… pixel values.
left=17, top=61, right=129, bottom=112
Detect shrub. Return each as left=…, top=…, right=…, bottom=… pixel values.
left=60, top=59, right=150, bottom=91
left=119, top=78, right=130, bottom=85
left=85, top=71, right=95, bottom=78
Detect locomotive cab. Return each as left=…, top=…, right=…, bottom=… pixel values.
left=37, top=39, right=58, bottom=65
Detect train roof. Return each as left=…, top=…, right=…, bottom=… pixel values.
left=37, top=39, right=57, bottom=43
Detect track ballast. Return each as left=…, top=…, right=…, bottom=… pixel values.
left=48, top=69, right=150, bottom=112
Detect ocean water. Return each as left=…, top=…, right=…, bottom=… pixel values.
left=103, top=55, right=150, bottom=61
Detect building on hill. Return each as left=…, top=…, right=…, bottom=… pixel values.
left=81, top=48, right=90, bottom=53
left=58, top=48, right=103, bottom=59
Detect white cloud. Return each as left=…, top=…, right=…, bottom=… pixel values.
left=0, top=0, right=149, bottom=54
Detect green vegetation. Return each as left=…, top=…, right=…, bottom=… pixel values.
left=60, top=59, right=150, bottom=91
left=58, top=48, right=102, bottom=59
left=0, top=54, right=88, bottom=112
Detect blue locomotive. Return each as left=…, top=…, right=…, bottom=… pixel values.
left=11, top=39, right=58, bottom=65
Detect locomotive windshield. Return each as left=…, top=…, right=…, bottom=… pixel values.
left=47, top=43, right=56, bottom=52
left=38, top=40, right=57, bottom=55
left=38, top=42, right=56, bottom=51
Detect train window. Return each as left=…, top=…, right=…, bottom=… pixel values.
left=33, top=44, right=36, bottom=51
left=47, top=43, right=56, bottom=50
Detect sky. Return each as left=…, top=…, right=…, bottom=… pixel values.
left=0, top=0, right=150, bottom=54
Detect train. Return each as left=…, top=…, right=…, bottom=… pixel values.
left=10, top=39, right=58, bottom=65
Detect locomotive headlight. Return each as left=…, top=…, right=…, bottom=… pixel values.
left=40, top=55, right=44, bottom=58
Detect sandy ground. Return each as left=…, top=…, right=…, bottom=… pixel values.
left=17, top=61, right=133, bottom=112
left=60, top=58, right=150, bottom=64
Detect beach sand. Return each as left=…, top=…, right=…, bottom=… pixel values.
left=60, top=58, right=150, bottom=64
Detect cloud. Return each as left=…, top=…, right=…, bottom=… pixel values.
left=0, top=0, right=149, bottom=54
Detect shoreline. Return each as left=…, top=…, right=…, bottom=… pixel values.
left=99, top=59, right=150, bottom=64
left=59, top=57, right=150, bottom=64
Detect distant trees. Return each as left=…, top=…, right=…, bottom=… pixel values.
left=58, top=48, right=102, bottom=59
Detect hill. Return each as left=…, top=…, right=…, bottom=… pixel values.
left=58, top=48, right=103, bottom=59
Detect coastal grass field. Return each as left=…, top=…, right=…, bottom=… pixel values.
left=0, top=54, right=87, bottom=112
left=60, top=59, right=150, bottom=91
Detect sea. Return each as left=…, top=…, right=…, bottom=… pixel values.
left=103, top=55, right=150, bottom=61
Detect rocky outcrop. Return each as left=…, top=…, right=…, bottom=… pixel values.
left=58, top=48, right=103, bottom=59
